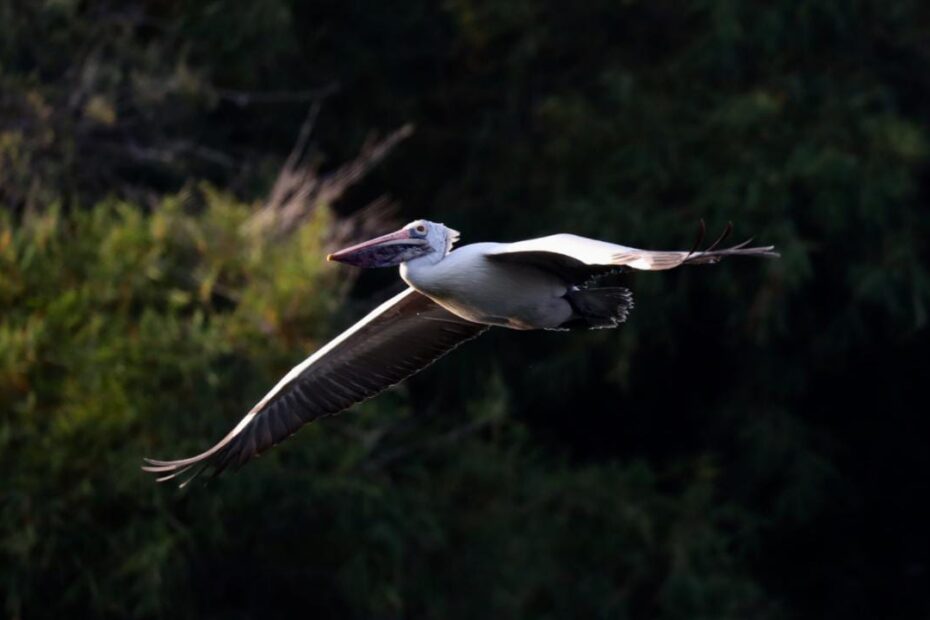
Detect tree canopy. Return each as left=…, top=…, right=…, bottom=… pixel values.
left=2, top=1, right=928, bottom=618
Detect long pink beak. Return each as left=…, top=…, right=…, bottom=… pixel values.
left=327, top=228, right=420, bottom=268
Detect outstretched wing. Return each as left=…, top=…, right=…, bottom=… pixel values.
left=487, top=222, right=778, bottom=283
left=143, top=288, right=489, bottom=486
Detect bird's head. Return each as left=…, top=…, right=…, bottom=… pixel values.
left=327, top=219, right=460, bottom=268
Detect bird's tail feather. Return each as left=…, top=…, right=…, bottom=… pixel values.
left=563, top=286, right=634, bottom=329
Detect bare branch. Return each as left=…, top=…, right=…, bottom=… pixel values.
left=214, top=83, right=340, bottom=107
left=326, top=195, right=400, bottom=252
left=247, top=106, right=413, bottom=239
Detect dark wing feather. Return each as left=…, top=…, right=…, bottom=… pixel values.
left=142, top=288, right=488, bottom=486
left=486, top=250, right=619, bottom=283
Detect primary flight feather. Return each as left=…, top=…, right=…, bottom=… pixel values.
left=143, top=219, right=777, bottom=485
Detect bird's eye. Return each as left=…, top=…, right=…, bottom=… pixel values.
left=415, top=224, right=427, bottom=235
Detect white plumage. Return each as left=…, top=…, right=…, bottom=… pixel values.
left=402, top=243, right=573, bottom=329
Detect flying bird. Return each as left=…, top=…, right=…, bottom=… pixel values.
left=143, top=220, right=777, bottom=485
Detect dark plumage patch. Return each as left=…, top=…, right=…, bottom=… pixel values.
left=142, top=289, right=488, bottom=486
left=562, top=286, right=635, bottom=330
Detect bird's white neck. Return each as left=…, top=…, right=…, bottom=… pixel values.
left=399, top=225, right=463, bottom=294
left=399, top=251, right=444, bottom=285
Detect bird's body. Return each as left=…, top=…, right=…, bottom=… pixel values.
left=144, top=219, right=778, bottom=485
left=402, top=242, right=572, bottom=329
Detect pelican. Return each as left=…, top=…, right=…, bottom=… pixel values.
left=143, top=219, right=777, bottom=485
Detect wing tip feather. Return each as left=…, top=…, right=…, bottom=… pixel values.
left=142, top=289, right=489, bottom=489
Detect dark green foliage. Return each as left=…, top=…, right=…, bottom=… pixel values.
left=0, top=198, right=773, bottom=618
left=2, top=0, right=929, bottom=618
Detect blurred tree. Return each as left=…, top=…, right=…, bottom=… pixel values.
left=1, top=193, right=777, bottom=619
left=2, top=0, right=929, bottom=618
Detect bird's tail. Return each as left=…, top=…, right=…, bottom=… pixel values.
left=563, top=286, right=634, bottom=329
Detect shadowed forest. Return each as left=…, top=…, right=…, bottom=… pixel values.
left=2, top=1, right=929, bottom=618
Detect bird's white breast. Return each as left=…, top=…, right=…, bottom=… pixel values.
left=400, top=243, right=572, bottom=329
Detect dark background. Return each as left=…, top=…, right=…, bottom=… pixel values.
left=2, top=1, right=928, bottom=618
